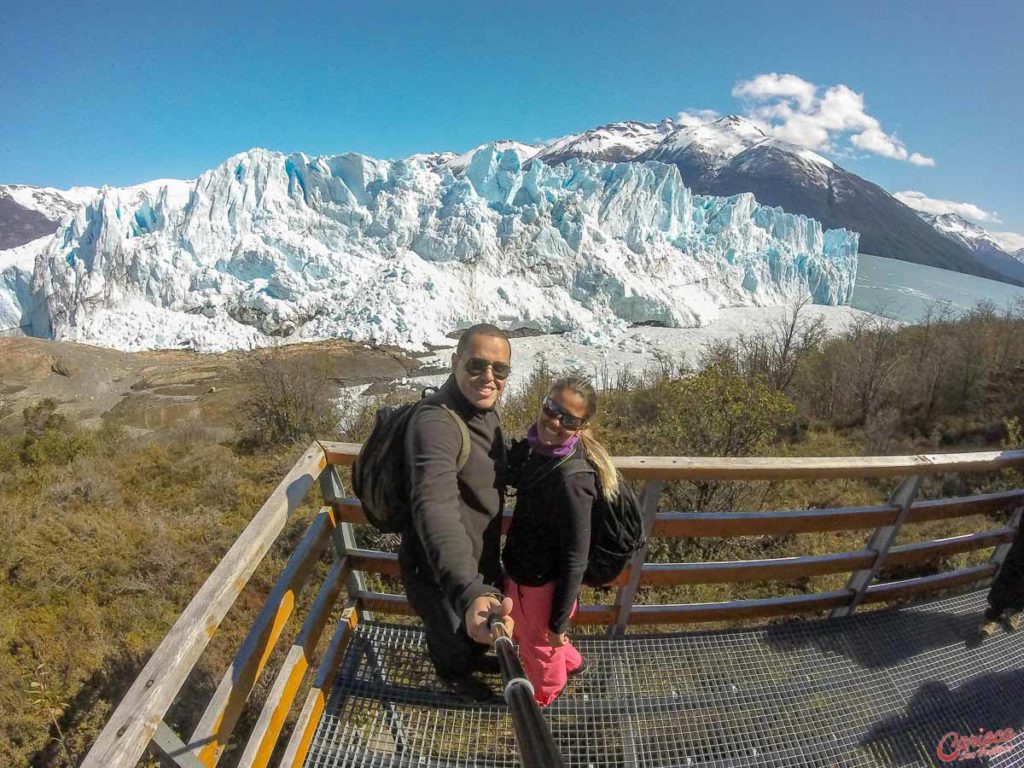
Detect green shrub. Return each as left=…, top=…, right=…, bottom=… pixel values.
left=0, top=436, right=17, bottom=473
left=22, top=399, right=68, bottom=436
left=650, top=361, right=796, bottom=457
left=20, top=430, right=97, bottom=467
left=235, top=351, right=341, bottom=450
left=93, top=420, right=127, bottom=457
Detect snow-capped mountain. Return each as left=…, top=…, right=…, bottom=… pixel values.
left=919, top=213, right=1024, bottom=275
left=531, top=115, right=1024, bottom=287
left=923, top=213, right=1012, bottom=259
left=989, top=231, right=1024, bottom=264
left=0, top=185, right=98, bottom=250
left=533, top=120, right=675, bottom=165
left=0, top=181, right=193, bottom=251
left=638, top=115, right=780, bottom=178
left=1, top=184, right=98, bottom=222
left=5, top=146, right=858, bottom=352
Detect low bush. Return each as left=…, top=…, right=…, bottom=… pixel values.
left=235, top=351, right=341, bottom=451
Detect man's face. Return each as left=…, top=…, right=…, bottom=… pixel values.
left=452, top=333, right=511, bottom=410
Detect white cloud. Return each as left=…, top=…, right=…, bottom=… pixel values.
left=769, top=112, right=831, bottom=150
left=676, top=109, right=721, bottom=127
left=851, top=128, right=907, bottom=159
left=990, top=231, right=1024, bottom=253
left=894, top=190, right=1001, bottom=223
left=732, top=73, right=935, bottom=167
left=733, top=73, right=816, bottom=111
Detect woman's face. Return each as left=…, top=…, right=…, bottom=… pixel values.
left=536, top=387, right=589, bottom=446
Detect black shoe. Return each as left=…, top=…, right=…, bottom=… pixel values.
left=567, top=658, right=589, bottom=679
left=472, top=655, right=501, bottom=675
left=438, top=673, right=496, bottom=703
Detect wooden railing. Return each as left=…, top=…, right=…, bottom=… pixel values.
left=82, top=442, right=1024, bottom=768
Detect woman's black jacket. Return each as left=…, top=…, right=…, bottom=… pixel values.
left=503, top=438, right=597, bottom=634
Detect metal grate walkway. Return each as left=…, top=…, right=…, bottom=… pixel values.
left=304, top=590, right=1024, bottom=768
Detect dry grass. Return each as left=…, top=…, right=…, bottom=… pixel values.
left=5, top=304, right=1024, bottom=766
left=0, top=424, right=327, bottom=768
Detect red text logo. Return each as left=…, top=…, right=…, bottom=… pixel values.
left=936, top=727, right=1017, bottom=763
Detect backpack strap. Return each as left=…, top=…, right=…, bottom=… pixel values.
left=516, top=444, right=598, bottom=492
left=515, top=451, right=575, bottom=492
left=560, top=455, right=604, bottom=504
left=439, top=404, right=472, bottom=471
left=559, top=455, right=595, bottom=479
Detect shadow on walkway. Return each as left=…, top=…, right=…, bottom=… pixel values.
left=860, top=671, right=1024, bottom=768
left=763, top=604, right=983, bottom=669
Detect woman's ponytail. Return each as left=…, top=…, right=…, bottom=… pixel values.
left=579, top=429, right=619, bottom=501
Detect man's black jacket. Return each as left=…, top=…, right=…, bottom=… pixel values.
left=399, top=375, right=506, bottom=618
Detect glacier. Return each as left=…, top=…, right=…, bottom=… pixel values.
left=8, top=146, right=858, bottom=352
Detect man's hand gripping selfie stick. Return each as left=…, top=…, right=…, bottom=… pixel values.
left=488, top=618, right=567, bottom=768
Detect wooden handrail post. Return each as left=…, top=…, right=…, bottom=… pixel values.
left=319, top=464, right=349, bottom=561
left=319, top=464, right=352, bottom=567
left=611, top=480, right=664, bottom=635
left=319, top=465, right=345, bottom=523
left=831, top=475, right=921, bottom=618
left=319, top=465, right=375, bottom=620
left=338, top=522, right=374, bottom=621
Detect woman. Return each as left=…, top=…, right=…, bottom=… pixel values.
left=503, top=375, right=619, bottom=706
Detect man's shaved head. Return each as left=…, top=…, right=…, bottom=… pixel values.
left=455, top=323, right=510, bottom=357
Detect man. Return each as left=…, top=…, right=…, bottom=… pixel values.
left=399, top=323, right=514, bottom=701
left=979, top=526, right=1023, bottom=638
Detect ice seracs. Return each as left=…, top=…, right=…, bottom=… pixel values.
left=447, top=141, right=540, bottom=175
left=10, top=145, right=858, bottom=352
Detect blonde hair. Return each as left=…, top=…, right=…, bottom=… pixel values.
left=551, top=375, right=619, bottom=501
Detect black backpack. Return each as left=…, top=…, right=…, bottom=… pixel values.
left=561, top=457, right=645, bottom=587
left=569, top=460, right=647, bottom=585
left=352, top=390, right=470, bottom=533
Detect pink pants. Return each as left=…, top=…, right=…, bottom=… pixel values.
left=505, top=577, right=584, bottom=706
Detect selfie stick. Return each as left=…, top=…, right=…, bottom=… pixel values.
left=488, top=619, right=567, bottom=768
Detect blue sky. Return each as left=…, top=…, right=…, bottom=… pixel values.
left=2, top=0, right=1022, bottom=232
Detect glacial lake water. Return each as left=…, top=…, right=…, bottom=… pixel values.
left=850, top=253, right=1024, bottom=322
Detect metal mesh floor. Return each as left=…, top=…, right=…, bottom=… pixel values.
left=304, top=590, right=1024, bottom=768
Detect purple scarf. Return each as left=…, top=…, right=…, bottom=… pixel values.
left=527, top=423, right=579, bottom=458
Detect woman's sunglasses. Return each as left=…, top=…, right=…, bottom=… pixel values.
left=541, top=396, right=587, bottom=430
left=462, top=357, right=512, bottom=380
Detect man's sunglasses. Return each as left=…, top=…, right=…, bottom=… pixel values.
left=541, top=396, right=587, bottom=430
left=463, top=357, right=512, bottom=380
